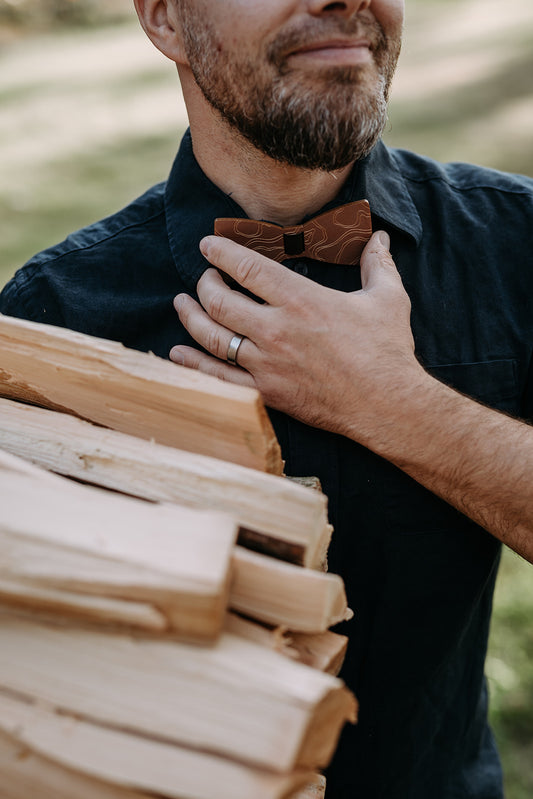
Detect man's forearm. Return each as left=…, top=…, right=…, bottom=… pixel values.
left=355, top=370, right=533, bottom=561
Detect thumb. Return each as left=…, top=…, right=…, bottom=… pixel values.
left=360, top=230, right=400, bottom=292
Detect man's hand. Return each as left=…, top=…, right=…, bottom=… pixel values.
left=170, top=231, right=533, bottom=562
left=170, top=231, right=425, bottom=439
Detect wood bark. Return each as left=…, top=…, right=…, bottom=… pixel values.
left=0, top=398, right=330, bottom=567
left=0, top=314, right=282, bottom=473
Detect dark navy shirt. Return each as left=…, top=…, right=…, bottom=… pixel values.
left=3, top=130, right=533, bottom=799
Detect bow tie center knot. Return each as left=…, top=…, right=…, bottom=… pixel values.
left=283, top=228, right=306, bottom=257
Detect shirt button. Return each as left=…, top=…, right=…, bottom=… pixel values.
left=293, top=262, right=309, bottom=276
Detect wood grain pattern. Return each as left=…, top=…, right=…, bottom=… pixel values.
left=0, top=398, right=329, bottom=567
left=0, top=691, right=313, bottom=799
left=231, top=548, right=351, bottom=632
left=0, top=314, right=282, bottom=473
left=0, top=459, right=237, bottom=641
left=225, top=613, right=348, bottom=675
left=0, top=615, right=357, bottom=774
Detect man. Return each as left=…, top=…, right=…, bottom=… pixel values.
left=1, top=0, right=533, bottom=796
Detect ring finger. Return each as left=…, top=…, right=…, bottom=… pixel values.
left=174, top=293, right=256, bottom=367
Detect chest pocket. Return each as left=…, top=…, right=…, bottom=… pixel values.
left=426, top=358, right=519, bottom=415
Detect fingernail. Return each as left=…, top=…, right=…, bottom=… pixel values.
left=376, top=231, right=390, bottom=249
left=200, top=236, right=213, bottom=256
left=174, top=294, right=184, bottom=311
left=170, top=347, right=184, bottom=364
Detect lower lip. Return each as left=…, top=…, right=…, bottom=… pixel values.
left=289, top=45, right=372, bottom=66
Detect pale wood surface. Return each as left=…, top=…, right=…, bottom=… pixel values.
left=0, top=449, right=347, bottom=635
left=231, top=548, right=352, bottom=632
left=0, top=614, right=356, bottom=773
left=0, top=691, right=313, bottom=799
left=0, top=321, right=358, bottom=794
left=289, top=631, right=349, bottom=677
left=225, top=614, right=348, bottom=675
left=0, top=578, right=167, bottom=631
left=225, top=612, right=296, bottom=654
left=0, top=461, right=237, bottom=640
left=0, top=314, right=282, bottom=473
left=0, top=398, right=329, bottom=567
left=0, top=729, right=155, bottom=799
left=0, top=445, right=60, bottom=482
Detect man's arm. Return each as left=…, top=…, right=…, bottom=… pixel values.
left=170, top=232, right=533, bottom=563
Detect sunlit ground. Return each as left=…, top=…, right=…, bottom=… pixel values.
left=1, top=0, right=532, bottom=796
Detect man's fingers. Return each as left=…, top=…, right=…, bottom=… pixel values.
left=360, top=230, right=404, bottom=293
left=174, top=293, right=256, bottom=365
left=196, top=268, right=265, bottom=336
left=169, top=345, right=256, bottom=386
left=200, top=236, right=300, bottom=306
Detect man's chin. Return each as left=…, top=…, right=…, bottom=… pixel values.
left=258, top=134, right=381, bottom=173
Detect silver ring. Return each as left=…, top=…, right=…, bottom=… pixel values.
left=227, top=334, right=245, bottom=365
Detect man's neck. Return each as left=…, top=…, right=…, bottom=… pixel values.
left=183, top=81, right=354, bottom=226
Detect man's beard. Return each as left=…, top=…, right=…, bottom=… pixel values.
left=178, top=6, right=401, bottom=171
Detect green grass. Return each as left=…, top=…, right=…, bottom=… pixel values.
left=488, top=550, right=533, bottom=799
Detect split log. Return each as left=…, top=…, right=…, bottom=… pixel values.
left=231, top=548, right=351, bottom=632
left=0, top=450, right=347, bottom=634
left=0, top=314, right=282, bottom=474
left=0, top=463, right=237, bottom=641
left=0, top=398, right=330, bottom=567
left=0, top=690, right=313, bottom=799
left=0, top=613, right=357, bottom=774
left=226, top=613, right=348, bottom=675
left=289, top=631, right=349, bottom=677
left=0, top=451, right=349, bottom=634
left=0, top=546, right=350, bottom=637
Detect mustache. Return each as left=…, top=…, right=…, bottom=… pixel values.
left=267, top=17, right=389, bottom=67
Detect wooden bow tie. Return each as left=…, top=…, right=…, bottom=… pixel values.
left=214, top=199, right=372, bottom=266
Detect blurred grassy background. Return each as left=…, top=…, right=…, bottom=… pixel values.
left=1, top=1, right=532, bottom=796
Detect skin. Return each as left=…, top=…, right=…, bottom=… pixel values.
left=135, top=0, right=403, bottom=222
left=135, top=0, right=533, bottom=563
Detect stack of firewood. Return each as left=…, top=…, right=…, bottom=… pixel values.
left=0, top=314, right=356, bottom=799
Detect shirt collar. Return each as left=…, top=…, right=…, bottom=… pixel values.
left=354, top=142, right=423, bottom=244
left=165, top=129, right=422, bottom=291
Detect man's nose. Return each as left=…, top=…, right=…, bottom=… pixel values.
left=306, top=0, right=371, bottom=16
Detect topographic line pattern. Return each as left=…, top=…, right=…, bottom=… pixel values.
left=214, top=200, right=372, bottom=266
